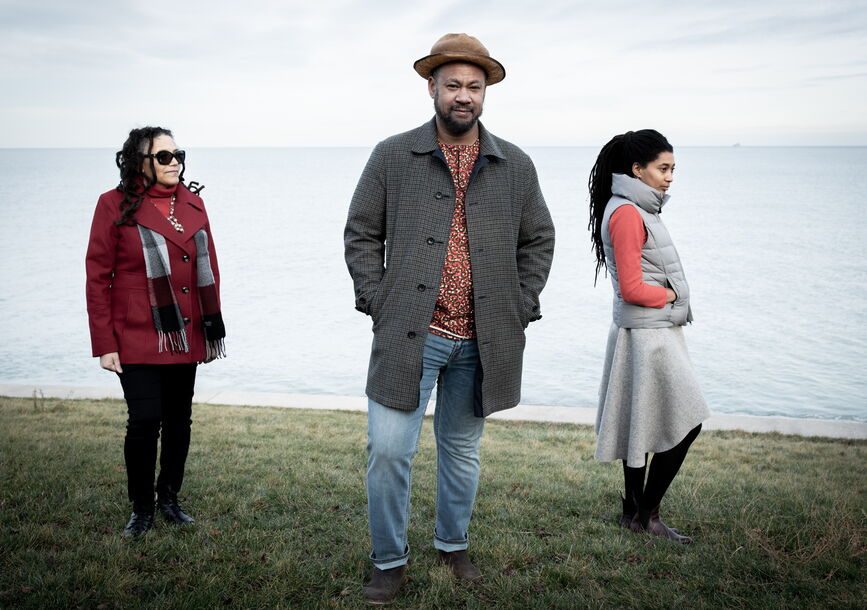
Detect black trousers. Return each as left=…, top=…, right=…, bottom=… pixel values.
left=117, top=364, right=197, bottom=508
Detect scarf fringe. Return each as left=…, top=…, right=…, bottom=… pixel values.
left=158, top=329, right=190, bottom=354
left=205, top=338, right=226, bottom=361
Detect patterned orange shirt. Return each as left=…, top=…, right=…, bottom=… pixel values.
left=429, top=140, right=480, bottom=340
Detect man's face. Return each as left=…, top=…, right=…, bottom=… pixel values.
left=429, top=62, right=486, bottom=136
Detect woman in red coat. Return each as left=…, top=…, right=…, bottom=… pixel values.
left=86, top=126, right=225, bottom=537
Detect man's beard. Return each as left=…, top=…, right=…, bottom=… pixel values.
left=434, top=96, right=482, bottom=136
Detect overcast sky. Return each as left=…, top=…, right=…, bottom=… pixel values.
left=1, top=0, right=865, bottom=147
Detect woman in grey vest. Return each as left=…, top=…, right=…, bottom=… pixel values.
left=587, top=130, right=710, bottom=544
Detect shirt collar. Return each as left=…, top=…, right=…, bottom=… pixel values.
left=412, top=117, right=506, bottom=161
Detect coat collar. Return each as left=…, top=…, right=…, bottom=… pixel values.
left=411, top=117, right=506, bottom=161
left=135, top=183, right=206, bottom=251
left=611, top=173, right=670, bottom=214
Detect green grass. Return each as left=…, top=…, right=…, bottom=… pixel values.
left=1, top=395, right=864, bottom=609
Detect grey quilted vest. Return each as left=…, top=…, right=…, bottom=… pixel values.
left=601, top=174, right=693, bottom=328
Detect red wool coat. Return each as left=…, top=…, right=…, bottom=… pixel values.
left=85, top=184, right=222, bottom=364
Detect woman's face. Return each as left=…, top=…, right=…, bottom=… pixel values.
left=141, top=134, right=182, bottom=188
left=633, top=151, right=675, bottom=194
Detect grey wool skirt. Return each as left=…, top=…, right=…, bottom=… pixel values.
left=595, top=323, right=710, bottom=468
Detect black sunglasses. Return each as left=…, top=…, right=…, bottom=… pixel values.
left=146, top=150, right=186, bottom=165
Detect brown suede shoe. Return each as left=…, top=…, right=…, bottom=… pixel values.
left=437, top=550, right=481, bottom=581
left=362, top=565, right=406, bottom=605
left=639, top=506, right=693, bottom=544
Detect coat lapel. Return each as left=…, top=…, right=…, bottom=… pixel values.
left=135, top=185, right=207, bottom=252
left=477, top=122, right=506, bottom=161
left=410, top=118, right=440, bottom=154
left=171, top=187, right=207, bottom=238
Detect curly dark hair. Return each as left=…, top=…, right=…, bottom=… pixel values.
left=587, top=129, right=673, bottom=283
left=114, top=126, right=189, bottom=226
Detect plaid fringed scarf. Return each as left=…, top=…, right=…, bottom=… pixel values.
left=137, top=226, right=226, bottom=360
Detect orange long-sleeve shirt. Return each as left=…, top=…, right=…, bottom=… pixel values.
left=609, top=205, right=667, bottom=308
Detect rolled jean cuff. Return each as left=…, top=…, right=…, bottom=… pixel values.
left=433, top=532, right=469, bottom=553
left=370, top=547, right=409, bottom=570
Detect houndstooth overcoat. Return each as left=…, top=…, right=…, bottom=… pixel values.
left=344, top=119, right=555, bottom=417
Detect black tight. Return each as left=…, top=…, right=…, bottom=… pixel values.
left=623, top=424, right=702, bottom=510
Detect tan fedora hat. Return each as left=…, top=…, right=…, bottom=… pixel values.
left=413, top=33, right=505, bottom=85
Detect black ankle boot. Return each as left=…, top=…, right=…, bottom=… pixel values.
left=620, top=491, right=641, bottom=531
left=123, top=504, right=155, bottom=538
left=156, top=490, right=195, bottom=524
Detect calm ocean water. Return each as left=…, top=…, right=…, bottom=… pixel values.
left=0, top=146, right=865, bottom=421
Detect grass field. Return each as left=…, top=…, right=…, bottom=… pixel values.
left=1, top=395, right=864, bottom=608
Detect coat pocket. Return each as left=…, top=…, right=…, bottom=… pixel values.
left=368, top=283, right=388, bottom=323
left=666, top=278, right=690, bottom=326
left=110, top=289, right=131, bottom=339
left=114, top=288, right=150, bottom=343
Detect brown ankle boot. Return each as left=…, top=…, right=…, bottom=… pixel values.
left=437, top=550, right=481, bottom=581
left=639, top=505, right=693, bottom=544
left=362, top=565, right=406, bottom=605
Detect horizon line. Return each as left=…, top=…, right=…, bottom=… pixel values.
left=2, top=144, right=867, bottom=150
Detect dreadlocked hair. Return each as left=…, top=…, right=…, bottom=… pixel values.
left=114, top=126, right=190, bottom=226
left=587, top=129, right=673, bottom=283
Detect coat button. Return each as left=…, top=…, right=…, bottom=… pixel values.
left=181, top=286, right=190, bottom=294
left=183, top=317, right=191, bottom=325
left=359, top=297, right=367, bottom=304
left=426, top=237, right=435, bottom=245
left=435, top=192, right=443, bottom=199
left=182, top=255, right=190, bottom=262
left=417, top=284, right=426, bottom=292
left=407, top=331, right=416, bottom=339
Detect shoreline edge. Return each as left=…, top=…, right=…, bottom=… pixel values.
left=3, top=383, right=865, bottom=440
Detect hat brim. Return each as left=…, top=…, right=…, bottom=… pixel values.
left=413, top=52, right=505, bottom=85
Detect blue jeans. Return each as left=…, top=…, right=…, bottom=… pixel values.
left=366, top=332, right=485, bottom=569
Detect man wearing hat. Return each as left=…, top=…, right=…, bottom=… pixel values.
left=345, top=33, right=555, bottom=604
